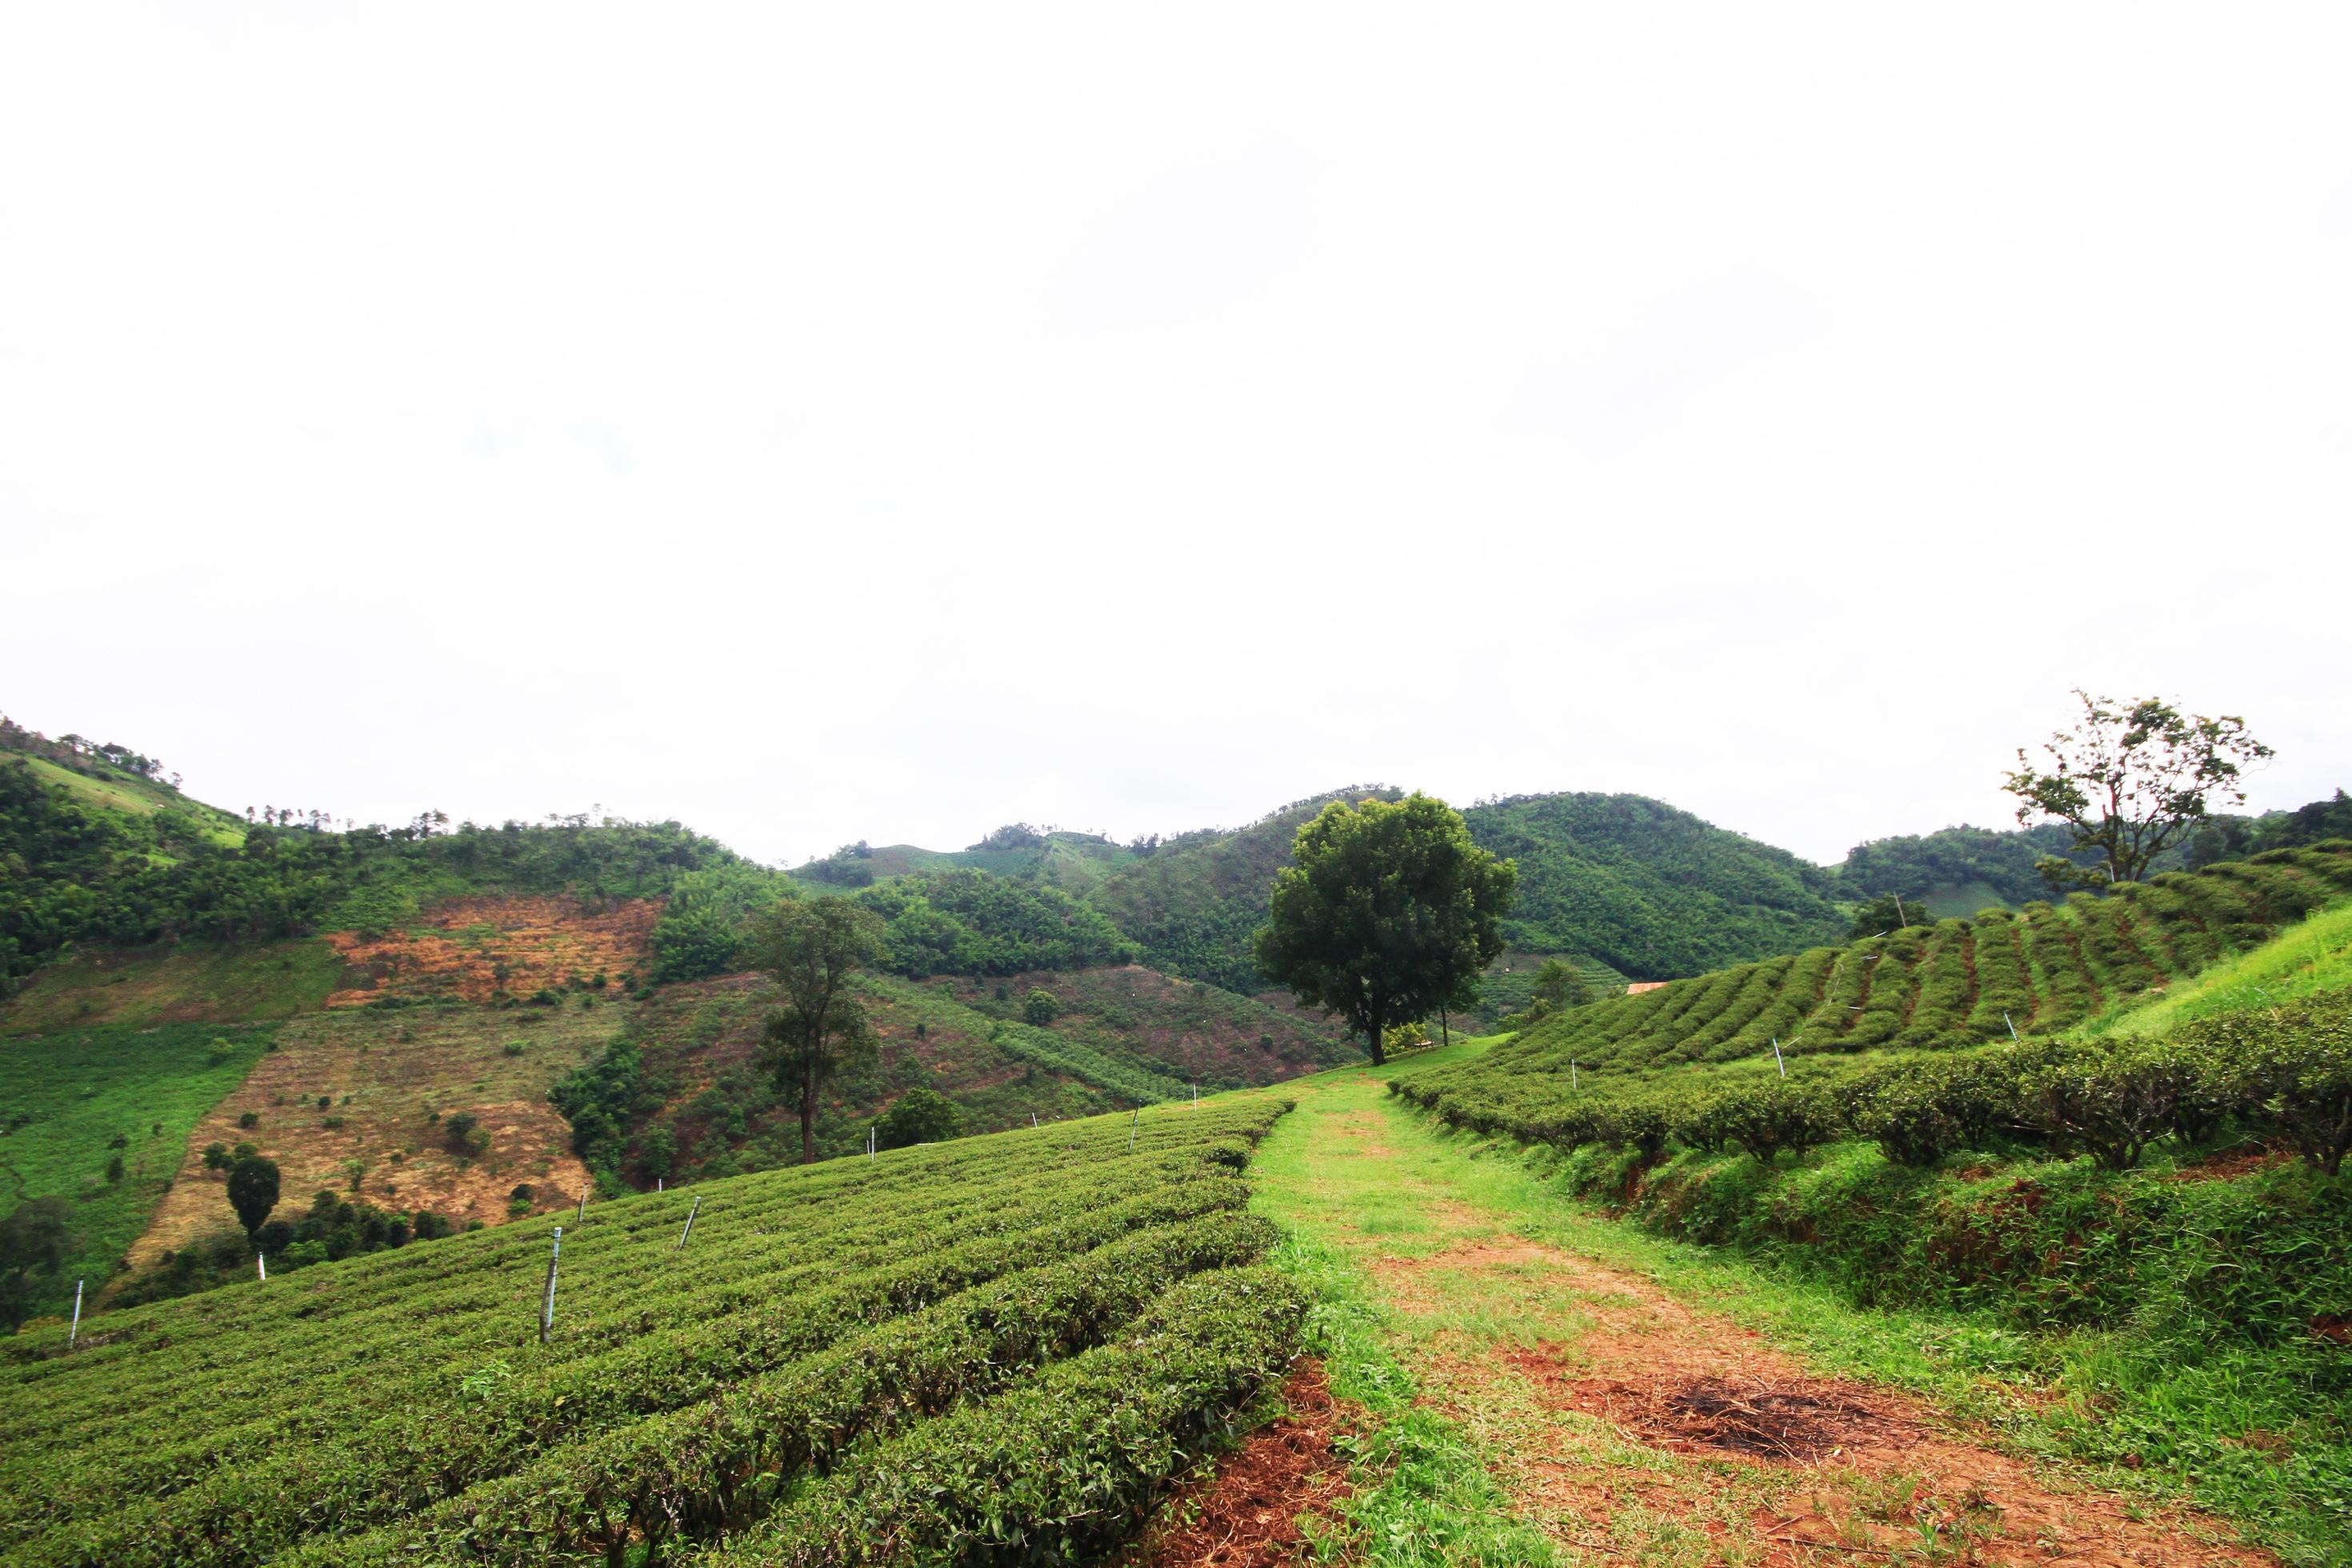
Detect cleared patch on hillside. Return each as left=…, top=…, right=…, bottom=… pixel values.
left=612, top=974, right=1123, bottom=1179
left=936, top=966, right=1356, bottom=1086
left=0, top=940, right=344, bottom=1034
left=323, top=894, right=658, bottom=1007
left=123, top=1003, right=621, bottom=1277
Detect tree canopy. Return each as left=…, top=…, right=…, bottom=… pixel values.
left=750, top=899, right=886, bottom=1164
left=226, top=1153, right=281, bottom=1237
left=1253, top=794, right=1515, bottom=1066
left=2004, top=690, right=2273, bottom=889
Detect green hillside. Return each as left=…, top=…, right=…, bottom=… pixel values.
left=1075, top=788, right=1858, bottom=990
left=1462, top=793, right=1847, bottom=979
left=1, top=1099, right=1305, bottom=1568
left=1438, top=844, right=2352, bottom=1082
left=1078, top=788, right=1400, bottom=990
left=1835, top=792, right=2352, bottom=917
left=1384, top=859, right=2352, bottom=1558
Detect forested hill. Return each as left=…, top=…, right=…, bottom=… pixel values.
left=1073, top=789, right=1855, bottom=989
left=1078, top=789, right=1403, bottom=991
left=1463, top=794, right=1846, bottom=980
left=1838, top=794, right=2352, bottom=918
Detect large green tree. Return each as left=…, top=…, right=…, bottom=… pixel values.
left=2004, top=690, right=2273, bottom=890
left=226, top=1153, right=281, bottom=1237
left=1253, top=794, right=1515, bottom=1066
left=750, top=898, right=886, bottom=1164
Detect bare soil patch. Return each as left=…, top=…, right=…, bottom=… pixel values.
left=122, top=1004, right=621, bottom=1278
left=1130, top=1362, right=1350, bottom=1568
left=325, top=895, right=658, bottom=1008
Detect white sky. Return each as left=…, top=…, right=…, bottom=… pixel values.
left=3, top=3, right=2346, bottom=868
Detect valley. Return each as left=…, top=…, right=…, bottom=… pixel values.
left=2, top=719, right=2346, bottom=1565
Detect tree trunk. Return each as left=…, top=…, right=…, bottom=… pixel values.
left=1366, top=1000, right=1385, bottom=1066
left=1440, top=1008, right=1450, bottom=1049
left=801, top=1059, right=818, bottom=1165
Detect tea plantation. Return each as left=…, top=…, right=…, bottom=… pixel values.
left=2, top=1098, right=1305, bottom=1567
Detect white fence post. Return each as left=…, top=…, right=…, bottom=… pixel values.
left=539, top=1226, right=562, bottom=1343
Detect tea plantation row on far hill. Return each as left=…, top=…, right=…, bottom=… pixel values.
left=1384, top=846, right=2352, bottom=1560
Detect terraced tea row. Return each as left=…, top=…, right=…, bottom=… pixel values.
left=1431, top=846, right=2352, bottom=1092
left=4, top=1099, right=1302, bottom=1568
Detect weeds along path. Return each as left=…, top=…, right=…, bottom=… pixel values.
left=1248, top=1061, right=2276, bottom=1568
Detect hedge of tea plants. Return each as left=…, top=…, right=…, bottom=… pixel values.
left=1, top=1099, right=1306, bottom=1568
left=1415, top=845, right=2352, bottom=1087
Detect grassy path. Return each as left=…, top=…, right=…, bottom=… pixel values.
left=1246, top=1052, right=2279, bottom=1567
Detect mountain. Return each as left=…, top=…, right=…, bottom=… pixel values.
left=1078, top=788, right=1854, bottom=989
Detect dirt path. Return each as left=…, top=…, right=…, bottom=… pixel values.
left=1246, top=1068, right=2274, bottom=1567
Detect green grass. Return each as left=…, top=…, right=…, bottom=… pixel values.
left=19, top=755, right=245, bottom=847
left=2084, top=898, right=2352, bottom=1038
left=1354, top=1043, right=2342, bottom=1568
left=0, top=1022, right=277, bottom=1322
left=0, top=941, right=343, bottom=1036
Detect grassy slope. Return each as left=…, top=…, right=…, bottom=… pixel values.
left=14, top=754, right=246, bottom=849
left=1255, top=1048, right=2334, bottom=1564
left=2086, top=895, right=2352, bottom=1038
left=933, top=966, right=1358, bottom=1086
left=0, top=941, right=344, bottom=1036
left=0, top=1023, right=278, bottom=1323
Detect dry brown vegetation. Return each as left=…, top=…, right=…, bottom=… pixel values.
left=324, top=894, right=658, bottom=1007
left=125, top=1002, right=622, bottom=1278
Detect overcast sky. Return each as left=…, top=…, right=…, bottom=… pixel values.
left=3, top=4, right=2346, bottom=868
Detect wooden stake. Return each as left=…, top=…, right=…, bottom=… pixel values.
left=257, top=1252, right=266, bottom=1283
left=539, top=1226, right=562, bottom=1343
left=676, top=1195, right=700, bottom=1250
left=69, top=1279, right=82, bottom=1347
left=2003, top=1011, right=2019, bottom=1041
left=1571, top=1059, right=1578, bottom=1089
left=1129, top=1105, right=1140, bottom=1150
left=1772, top=1038, right=1786, bottom=1078
left=576, top=1188, right=587, bottom=1222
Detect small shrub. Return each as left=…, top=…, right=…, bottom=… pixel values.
left=202, top=1142, right=231, bottom=1171
left=1022, top=987, right=1062, bottom=1026
left=2022, top=1041, right=2212, bottom=1171
left=442, top=1111, right=486, bottom=1158
left=502, top=1041, right=525, bottom=1057
left=238, top=1110, right=259, bottom=1130
left=316, top=1095, right=332, bottom=1110
left=1690, top=1078, right=1838, bottom=1162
